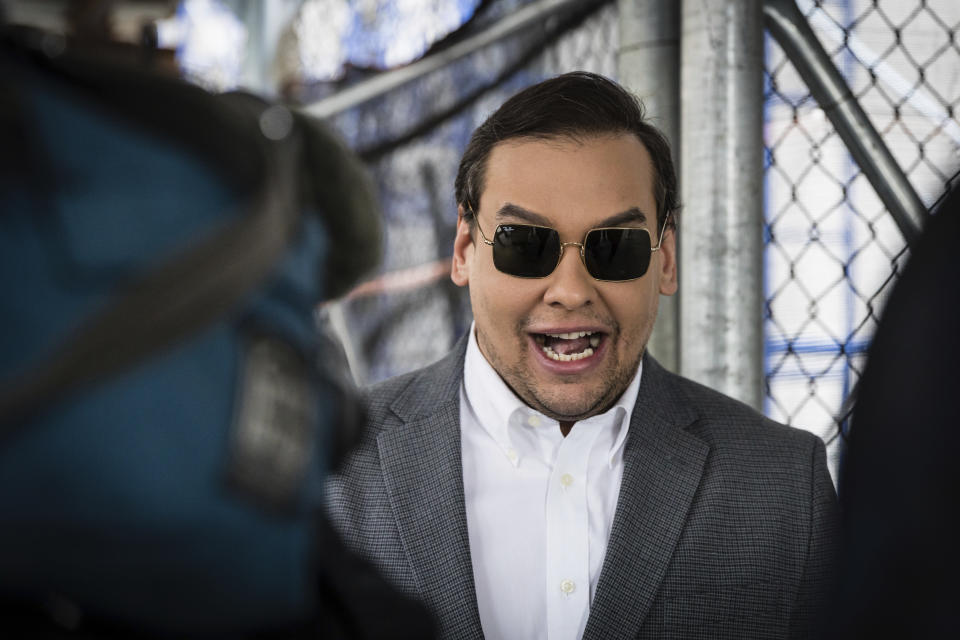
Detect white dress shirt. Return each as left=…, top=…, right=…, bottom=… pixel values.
left=460, top=325, right=641, bottom=640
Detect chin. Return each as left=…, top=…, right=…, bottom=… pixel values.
left=534, top=394, right=604, bottom=422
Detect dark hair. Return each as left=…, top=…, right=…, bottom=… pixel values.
left=454, top=71, right=679, bottom=232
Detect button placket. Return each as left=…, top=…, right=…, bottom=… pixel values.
left=545, top=428, right=597, bottom=640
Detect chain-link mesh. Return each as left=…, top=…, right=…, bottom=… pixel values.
left=291, top=0, right=619, bottom=384
left=764, top=0, right=960, bottom=477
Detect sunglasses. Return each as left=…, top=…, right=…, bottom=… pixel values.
left=474, top=212, right=670, bottom=281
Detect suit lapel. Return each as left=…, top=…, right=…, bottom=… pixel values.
left=376, top=338, right=484, bottom=639
left=583, top=356, right=709, bottom=640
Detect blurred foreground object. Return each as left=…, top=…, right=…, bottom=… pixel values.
left=826, top=182, right=960, bottom=638
left=0, top=13, right=430, bottom=638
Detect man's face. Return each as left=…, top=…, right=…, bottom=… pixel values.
left=451, top=133, right=677, bottom=422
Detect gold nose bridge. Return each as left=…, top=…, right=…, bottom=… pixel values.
left=557, top=241, right=588, bottom=269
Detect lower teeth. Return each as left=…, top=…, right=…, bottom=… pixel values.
left=541, top=345, right=595, bottom=362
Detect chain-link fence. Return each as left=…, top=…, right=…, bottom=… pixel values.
left=764, top=0, right=960, bottom=475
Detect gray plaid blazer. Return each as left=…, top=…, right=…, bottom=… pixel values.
left=326, top=336, right=839, bottom=639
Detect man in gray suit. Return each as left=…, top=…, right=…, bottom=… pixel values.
left=327, top=72, right=839, bottom=639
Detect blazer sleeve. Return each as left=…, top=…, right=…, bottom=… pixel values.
left=790, top=436, right=840, bottom=638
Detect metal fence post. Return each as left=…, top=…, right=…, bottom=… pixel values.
left=679, top=0, right=765, bottom=409
left=235, top=0, right=303, bottom=96
left=618, top=0, right=681, bottom=373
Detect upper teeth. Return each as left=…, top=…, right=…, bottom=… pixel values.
left=541, top=331, right=601, bottom=348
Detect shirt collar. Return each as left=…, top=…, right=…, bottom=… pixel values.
left=463, top=323, right=529, bottom=453
left=462, top=323, right=642, bottom=465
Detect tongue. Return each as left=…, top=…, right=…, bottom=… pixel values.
left=546, top=335, right=591, bottom=355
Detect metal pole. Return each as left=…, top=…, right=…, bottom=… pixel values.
left=618, top=0, right=680, bottom=373
left=680, top=0, right=765, bottom=410
left=763, top=0, right=926, bottom=247
left=234, top=0, right=304, bottom=97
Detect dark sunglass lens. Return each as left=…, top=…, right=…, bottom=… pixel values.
left=584, top=228, right=652, bottom=280
left=493, top=225, right=560, bottom=277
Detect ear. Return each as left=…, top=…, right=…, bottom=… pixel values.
left=451, top=205, right=474, bottom=287
left=657, top=225, right=678, bottom=296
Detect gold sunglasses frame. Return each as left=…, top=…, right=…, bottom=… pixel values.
left=473, top=211, right=671, bottom=282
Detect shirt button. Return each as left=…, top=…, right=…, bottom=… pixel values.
left=560, top=579, right=576, bottom=595
left=506, top=448, right=518, bottom=463
left=560, top=473, right=574, bottom=487
left=526, top=415, right=541, bottom=427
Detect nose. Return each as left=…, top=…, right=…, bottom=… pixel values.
left=543, top=243, right=595, bottom=310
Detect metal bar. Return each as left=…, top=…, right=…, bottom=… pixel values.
left=303, top=0, right=596, bottom=120
left=763, top=0, right=927, bottom=247
left=321, top=302, right=366, bottom=385
left=680, top=0, right=765, bottom=410
left=618, top=0, right=680, bottom=373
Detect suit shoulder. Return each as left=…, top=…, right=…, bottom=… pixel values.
left=361, top=336, right=465, bottom=412
left=327, top=367, right=429, bottom=510
left=667, top=371, right=823, bottom=457
left=362, top=368, right=421, bottom=419
left=359, top=350, right=462, bottom=433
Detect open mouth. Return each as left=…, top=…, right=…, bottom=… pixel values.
left=533, top=331, right=603, bottom=362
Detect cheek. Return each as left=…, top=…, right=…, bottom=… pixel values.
left=609, top=288, right=659, bottom=341
left=469, top=280, right=507, bottom=333
left=470, top=277, right=537, bottom=335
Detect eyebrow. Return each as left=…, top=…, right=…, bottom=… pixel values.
left=495, top=203, right=552, bottom=226
left=495, top=203, right=650, bottom=228
left=601, top=207, right=649, bottom=227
